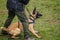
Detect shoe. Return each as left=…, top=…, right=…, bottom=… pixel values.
left=24, top=38, right=35, bottom=40
left=1, top=30, right=8, bottom=35
left=0, top=27, right=9, bottom=35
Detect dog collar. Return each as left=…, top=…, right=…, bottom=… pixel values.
left=30, top=15, right=35, bottom=19
left=29, top=18, right=35, bottom=24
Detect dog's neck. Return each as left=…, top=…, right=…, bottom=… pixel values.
left=28, top=14, right=35, bottom=24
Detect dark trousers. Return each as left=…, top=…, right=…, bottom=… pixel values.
left=4, top=9, right=29, bottom=39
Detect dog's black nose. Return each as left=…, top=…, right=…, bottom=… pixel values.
left=40, top=14, right=42, bottom=16
left=37, top=11, right=42, bottom=16
left=37, top=13, right=42, bottom=16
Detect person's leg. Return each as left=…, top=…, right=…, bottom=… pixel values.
left=4, top=10, right=15, bottom=28
left=16, top=11, right=29, bottom=39
left=2, top=10, right=15, bottom=35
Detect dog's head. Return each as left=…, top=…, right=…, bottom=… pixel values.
left=31, top=7, right=42, bottom=19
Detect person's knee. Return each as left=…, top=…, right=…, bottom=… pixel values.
left=8, top=15, right=15, bottom=20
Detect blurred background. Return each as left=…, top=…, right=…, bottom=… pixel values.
left=0, top=0, right=60, bottom=40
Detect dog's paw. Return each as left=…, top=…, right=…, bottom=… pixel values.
left=35, top=31, right=39, bottom=33
left=36, top=35, right=42, bottom=38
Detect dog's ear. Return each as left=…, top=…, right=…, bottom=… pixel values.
left=33, top=7, right=36, bottom=14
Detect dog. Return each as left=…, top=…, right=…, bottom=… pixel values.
left=1, top=8, right=42, bottom=39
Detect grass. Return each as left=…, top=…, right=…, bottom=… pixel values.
left=0, top=0, right=60, bottom=40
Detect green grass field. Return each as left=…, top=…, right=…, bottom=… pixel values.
left=0, top=0, right=60, bottom=40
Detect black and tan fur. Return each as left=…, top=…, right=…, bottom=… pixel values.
left=1, top=8, right=42, bottom=39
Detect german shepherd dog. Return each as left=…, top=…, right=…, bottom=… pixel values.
left=1, top=8, right=42, bottom=39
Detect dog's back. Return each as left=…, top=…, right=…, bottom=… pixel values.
left=8, top=22, right=18, bottom=30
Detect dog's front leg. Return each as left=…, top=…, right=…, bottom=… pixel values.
left=29, top=24, right=41, bottom=38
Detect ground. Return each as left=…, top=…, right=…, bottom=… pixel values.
left=0, top=0, right=60, bottom=40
